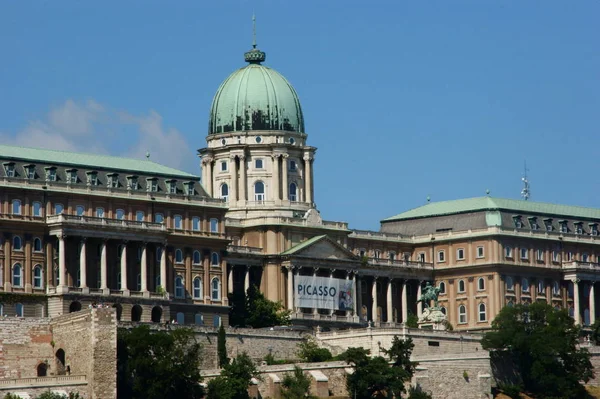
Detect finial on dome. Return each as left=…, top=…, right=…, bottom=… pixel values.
left=244, top=14, right=266, bottom=64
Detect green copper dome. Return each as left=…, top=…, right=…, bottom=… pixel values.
left=208, top=48, right=305, bottom=135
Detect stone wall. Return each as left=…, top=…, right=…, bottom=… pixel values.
left=0, top=375, right=88, bottom=398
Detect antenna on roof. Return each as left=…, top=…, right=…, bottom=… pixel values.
left=521, top=161, right=530, bottom=201
left=252, top=13, right=257, bottom=49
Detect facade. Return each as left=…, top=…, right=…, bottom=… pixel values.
left=1, top=39, right=598, bottom=334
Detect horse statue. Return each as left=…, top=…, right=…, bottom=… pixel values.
left=416, top=282, right=441, bottom=309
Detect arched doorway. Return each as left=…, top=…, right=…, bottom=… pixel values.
left=55, top=349, right=66, bottom=376
left=69, top=301, right=82, bottom=313
left=37, top=362, right=48, bottom=377
left=112, top=303, right=123, bottom=321
left=131, top=305, right=142, bottom=322
left=151, top=306, right=162, bottom=323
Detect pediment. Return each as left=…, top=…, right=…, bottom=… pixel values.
left=282, top=235, right=357, bottom=261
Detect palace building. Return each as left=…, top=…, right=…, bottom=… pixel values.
left=1, top=40, right=598, bottom=332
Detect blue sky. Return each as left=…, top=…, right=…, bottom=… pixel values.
left=1, top=1, right=599, bottom=230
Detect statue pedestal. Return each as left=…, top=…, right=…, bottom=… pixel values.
left=417, top=308, right=447, bottom=331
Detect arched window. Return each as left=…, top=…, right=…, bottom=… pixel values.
left=192, top=217, right=200, bottom=231
left=95, top=207, right=104, bottom=218
left=136, top=211, right=145, bottom=222
left=175, top=249, right=183, bottom=264
left=438, top=281, right=446, bottom=294
left=15, top=303, right=23, bottom=317
left=33, top=265, right=43, bottom=289
left=220, top=184, right=229, bottom=201
left=458, top=279, right=466, bottom=293
left=211, top=278, right=221, bottom=300
left=131, top=305, right=142, bottom=322
left=12, top=199, right=22, bottom=215
left=151, top=306, right=162, bottom=323
left=254, top=181, right=265, bottom=201
left=116, top=209, right=125, bottom=220
left=478, top=303, right=487, bottom=322
left=193, top=277, right=203, bottom=299
left=522, top=278, right=530, bottom=293
left=506, top=276, right=514, bottom=291
left=193, top=251, right=201, bottom=265
left=176, top=312, right=185, bottom=325
left=12, top=263, right=23, bottom=287
left=441, top=307, right=447, bottom=315
left=195, top=313, right=204, bottom=325
left=175, top=276, right=184, bottom=298
left=33, top=201, right=42, bottom=217
left=478, top=277, right=485, bottom=291
left=13, top=236, right=22, bottom=251
left=174, top=215, right=183, bottom=229
left=155, top=213, right=164, bottom=223
left=211, top=252, right=220, bottom=267
left=76, top=205, right=85, bottom=216
left=458, top=305, right=467, bottom=324
left=33, top=237, right=42, bottom=252
left=289, top=183, right=297, bottom=201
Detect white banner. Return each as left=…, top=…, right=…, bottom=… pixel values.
left=295, top=275, right=354, bottom=311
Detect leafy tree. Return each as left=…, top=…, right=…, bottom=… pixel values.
left=341, top=337, right=416, bottom=399
left=228, top=289, right=249, bottom=327
left=229, top=285, right=291, bottom=328
left=297, top=336, right=333, bottom=362
left=407, top=385, right=433, bottom=399
left=218, top=324, right=229, bottom=367
left=4, top=394, right=22, bottom=399
left=117, top=325, right=205, bottom=399
left=482, top=302, right=594, bottom=399
left=281, top=366, right=316, bottom=399
left=207, top=352, right=261, bottom=399
left=405, top=313, right=418, bottom=328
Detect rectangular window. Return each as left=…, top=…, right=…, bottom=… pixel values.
left=45, top=168, right=56, bottom=181
left=476, top=246, right=484, bottom=258
left=255, top=159, right=263, bottom=169
left=147, top=178, right=158, bottom=192
left=552, top=250, right=559, bottom=262
left=87, top=171, right=98, bottom=186
left=536, top=249, right=544, bottom=261
left=575, top=223, right=583, bottom=235
left=192, top=217, right=200, bottom=231
left=32, top=202, right=42, bottom=217
left=25, top=165, right=35, bottom=179
left=166, top=180, right=177, bottom=194
left=456, top=248, right=465, bottom=260
left=289, top=160, right=297, bottom=171
left=96, top=207, right=104, bottom=218
left=174, top=215, right=183, bottom=230
left=185, top=182, right=195, bottom=196
left=220, top=161, right=228, bottom=172
left=559, top=222, right=568, bottom=233
left=591, top=224, right=599, bottom=236
left=529, top=217, right=538, bottom=230
left=128, top=176, right=139, bottom=190
left=520, top=248, right=528, bottom=260
left=107, top=174, right=119, bottom=188
left=513, top=216, right=522, bottom=229
left=418, top=253, right=425, bottom=262
left=437, top=250, right=445, bottom=262
left=4, top=163, right=15, bottom=177
left=505, top=246, right=513, bottom=258
left=544, top=219, right=553, bottom=231
left=67, top=169, right=77, bottom=184
left=210, top=218, right=218, bottom=233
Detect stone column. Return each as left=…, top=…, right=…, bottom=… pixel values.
left=239, top=155, right=247, bottom=203
left=371, top=277, right=378, bottom=323
left=329, top=269, right=336, bottom=315
left=590, top=282, right=596, bottom=326
left=573, top=279, right=581, bottom=325
left=160, top=245, right=167, bottom=293
left=57, top=233, right=67, bottom=292
left=244, top=266, right=251, bottom=292
left=416, top=281, right=423, bottom=320
left=386, top=279, right=393, bottom=323
left=287, top=266, right=294, bottom=311
left=272, top=154, right=281, bottom=201
left=79, top=238, right=88, bottom=292
left=120, top=242, right=129, bottom=294
left=100, top=240, right=108, bottom=292
left=207, top=159, right=214, bottom=196
left=230, top=155, right=238, bottom=205
left=351, top=272, right=357, bottom=317
left=402, top=280, right=408, bottom=324
left=228, top=265, right=234, bottom=294
left=356, top=274, right=363, bottom=320
left=282, top=154, right=289, bottom=201
left=140, top=244, right=148, bottom=294
left=313, top=268, right=319, bottom=315
left=304, top=155, right=313, bottom=205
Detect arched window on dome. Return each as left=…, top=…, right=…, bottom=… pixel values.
left=220, top=183, right=229, bottom=202
left=254, top=181, right=265, bottom=202
left=289, top=183, right=297, bottom=202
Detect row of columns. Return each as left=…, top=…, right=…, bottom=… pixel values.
left=571, top=278, right=597, bottom=326
left=371, top=277, right=418, bottom=324
left=55, top=233, right=167, bottom=294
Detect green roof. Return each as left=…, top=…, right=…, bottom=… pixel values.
left=0, top=144, right=198, bottom=178
left=281, top=235, right=327, bottom=255
left=382, top=197, right=600, bottom=222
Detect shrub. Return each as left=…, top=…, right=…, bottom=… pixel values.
left=498, top=383, right=522, bottom=399
left=407, top=385, right=433, bottom=399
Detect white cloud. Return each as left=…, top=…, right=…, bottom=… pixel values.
left=0, top=99, right=197, bottom=174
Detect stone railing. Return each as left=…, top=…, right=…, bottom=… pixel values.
left=227, top=245, right=264, bottom=255
left=562, top=261, right=600, bottom=272
left=47, top=214, right=165, bottom=231
left=0, top=374, right=87, bottom=389
left=226, top=216, right=348, bottom=230
left=366, top=257, right=433, bottom=270
left=350, top=230, right=405, bottom=241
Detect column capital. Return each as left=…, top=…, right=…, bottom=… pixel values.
left=329, top=269, right=336, bottom=275
left=230, top=154, right=238, bottom=160
left=271, top=153, right=282, bottom=160
left=281, top=153, right=289, bottom=159
left=201, top=156, right=214, bottom=165
left=57, top=232, right=67, bottom=239
left=238, top=154, right=246, bottom=161
left=303, top=155, right=313, bottom=162
left=80, top=237, right=87, bottom=243
left=572, top=278, right=581, bottom=284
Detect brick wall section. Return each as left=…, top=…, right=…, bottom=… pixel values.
left=0, top=317, right=54, bottom=379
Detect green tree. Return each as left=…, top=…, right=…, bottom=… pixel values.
left=4, top=394, right=22, bottom=399
left=482, top=302, right=594, bottom=399
left=117, top=325, right=205, bottom=399
left=297, top=336, right=333, bottom=363
left=207, top=352, right=261, bottom=399
left=228, top=289, right=249, bottom=327
left=229, top=285, right=291, bottom=328
left=407, top=385, right=433, bottom=399
left=405, top=313, right=418, bottom=328
left=217, top=324, right=229, bottom=368
left=341, top=337, right=416, bottom=399
left=281, top=366, right=316, bottom=399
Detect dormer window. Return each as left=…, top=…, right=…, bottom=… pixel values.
left=574, top=222, right=583, bottom=235
left=513, top=215, right=522, bottom=229
left=544, top=218, right=553, bottom=232
left=166, top=180, right=177, bottom=194
left=66, top=169, right=78, bottom=184
left=44, top=167, right=57, bottom=181
left=127, top=175, right=139, bottom=190
left=590, top=223, right=598, bottom=236
left=146, top=177, right=158, bottom=192
left=559, top=220, right=568, bottom=234
left=23, top=164, right=36, bottom=179
left=528, top=217, right=538, bottom=230
left=184, top=182, right=195, bottom=196
left=107, top=173, right=119, bottom=188
left=86, top=171, right=98, bottom=186
left=3, top=162, right=15, bottom=177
